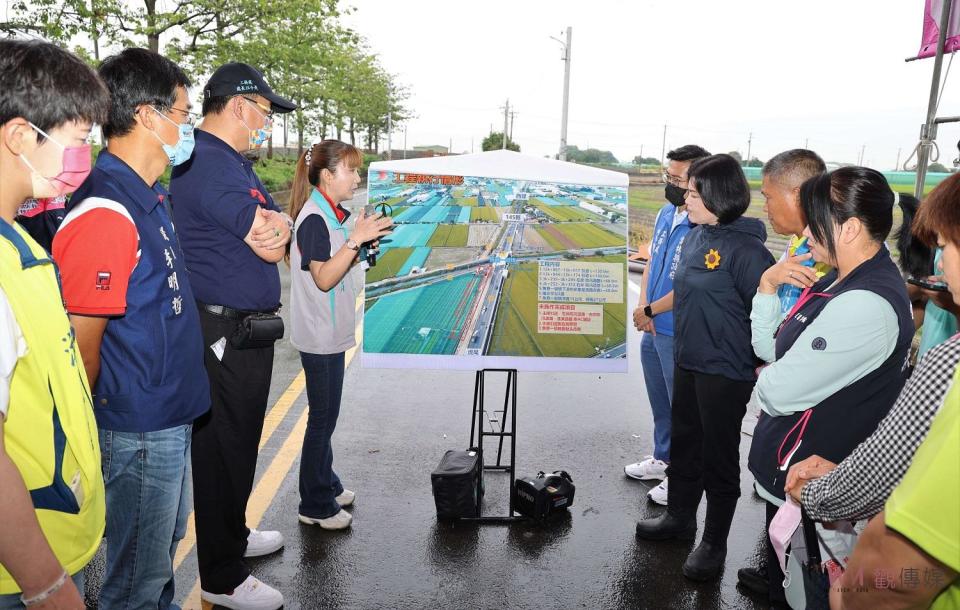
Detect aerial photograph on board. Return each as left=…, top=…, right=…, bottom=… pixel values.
left=363, top=169, right=629, bottom=360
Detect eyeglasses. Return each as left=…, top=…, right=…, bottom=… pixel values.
left=241, top=97, right=274, bottom=120
left=167, top=106, right=200, bottom=127
left=662, top=172, right=687, bottom=187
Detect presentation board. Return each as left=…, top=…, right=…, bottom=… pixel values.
left=362, top=150, right=629, bottom=373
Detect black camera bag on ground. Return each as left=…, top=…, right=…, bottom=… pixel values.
left=431, top=448, right=483, bottom=519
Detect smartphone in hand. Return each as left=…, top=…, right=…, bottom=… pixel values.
left=907, top=276, right=949, bottom=292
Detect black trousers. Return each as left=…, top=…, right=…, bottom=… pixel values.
left=194, top=309, right=275, bottom=593
left=765, top=500, right=789, bottom=603
left=666, top=366, right=753, bottom=542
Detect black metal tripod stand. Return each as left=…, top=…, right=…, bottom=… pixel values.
left=465, top=368, right=524, bottom=523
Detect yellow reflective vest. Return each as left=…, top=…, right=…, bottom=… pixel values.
left=0, top=219, right=104, bottom=594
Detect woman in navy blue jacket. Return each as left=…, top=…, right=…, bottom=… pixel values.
left=635, top=154, right=775, bottom=582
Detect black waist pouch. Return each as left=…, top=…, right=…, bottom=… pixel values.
left=230, top=313, right=284, bottom=349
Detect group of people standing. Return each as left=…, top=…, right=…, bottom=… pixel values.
left=628, top=145, right=959, bottom=608
left=1, top=40, right=388, bottom=610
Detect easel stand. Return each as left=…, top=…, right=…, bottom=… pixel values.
left=464, top=369, right=525, bottom=523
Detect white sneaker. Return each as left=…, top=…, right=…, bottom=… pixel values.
left=647, top=478, right=669, bottom=506
left=336, top=489, right=355, bottom=507
left=624, top=456, right=668, bottom=480
left=201, top=575, right=283, bottom=610
left=299, top=508, right=352, bottom=530
left=244, top=528, right=284, bottom=558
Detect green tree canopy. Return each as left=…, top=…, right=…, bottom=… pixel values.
left=564, top=145, right=617, bottom=164
left=482, top=132, right=520, bottom=152
left=4, top=0, right=411, bottom=156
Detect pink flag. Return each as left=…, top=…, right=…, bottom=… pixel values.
left=918, top=0, right=960, bottom=58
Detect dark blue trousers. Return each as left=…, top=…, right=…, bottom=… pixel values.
left=298, top=351, right=346, bottom=519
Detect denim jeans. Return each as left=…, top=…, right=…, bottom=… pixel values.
left=0, top=572, right=84, bottom=609
left=298, top=351, right=346, bottom=519
left=98, top=425, right=191, bottom=610
left=640, top=332, right=675, bottom=462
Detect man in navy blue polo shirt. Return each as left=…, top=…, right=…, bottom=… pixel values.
left=52, top=48, right=209, bottom=609
left=169, top=62, right=295, bottom=610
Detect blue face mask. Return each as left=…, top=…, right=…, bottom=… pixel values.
left=150, top=107, right=195, bottom=166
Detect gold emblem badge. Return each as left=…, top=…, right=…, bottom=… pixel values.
left=705, top=249, right=721, bottom=269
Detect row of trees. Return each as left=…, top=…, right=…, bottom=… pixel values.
left=2, top=0, right=410, bottom=156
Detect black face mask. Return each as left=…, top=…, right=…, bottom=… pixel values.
left=665, top=183, right=687, bottom=207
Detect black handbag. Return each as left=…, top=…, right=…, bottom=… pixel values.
left=230, top=313, right=284, bottom=349
left=799, top=507, right=831, bottom=610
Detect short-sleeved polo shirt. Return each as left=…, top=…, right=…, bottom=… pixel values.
left=169, top=130, right=282, bottom=311
left=52, top=151, right=210, bottom=433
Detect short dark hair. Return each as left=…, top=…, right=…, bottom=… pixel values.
left=688, top=153, right=751, bottom=224
left=914, top=172, right=960, bottom=248
left=762, top=149, right=826, bottom=189
left=800, top=166, right=894, bottom=261
left=0, top=39, right=109, bottom=138
left=98, top=48, right=191, bottom=139
left=202, top=95, right=235, bottom=117
left=667, top=144, right=711, bottom=163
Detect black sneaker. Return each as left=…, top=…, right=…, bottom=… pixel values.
left=635, top=512, right=697, bottom=541
left=682, top=541, right=727, bottom=581
left=737, top=565, right=768, bottom=597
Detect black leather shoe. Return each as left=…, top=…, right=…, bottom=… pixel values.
left=736, top=566, right=768, bottom=597
left=682, top=541, right=727, bottom=581
left=634, top=512, right=697, bottom=541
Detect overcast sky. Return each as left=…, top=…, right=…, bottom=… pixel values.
left=341, top=0, right=960, bottom=170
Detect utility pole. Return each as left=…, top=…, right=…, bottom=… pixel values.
left=746, top=132, right=753, bottom=166
left=449, top=137, right=452, bottom=155
left=403, top=125, right=407, bottom=159
left=660, top=124, right=667, bottom=170
left=551, top=27, right=572, bottom=161
left=858, top=144, right=866, bottom=166
left=895, top=147, right=902, bottom=171
left=386, top=112, right=392, bottom=160
left=638, top=144, right=644, bottom=169
left=502, top=98, right=510, bottom=150
left=471, top=137, right=474, bottom=154
left=915, top=0, right=953, bottom=198
left=804, top=137, right=809, bottom=149
left=509, top=110, right=516, bottom=142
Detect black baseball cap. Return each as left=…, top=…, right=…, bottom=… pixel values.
left=203, top=62, right=297, bottom=113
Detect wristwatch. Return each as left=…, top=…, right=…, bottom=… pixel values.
left=346, top=239, right=360, bottom=251
left=643, top=304, right=654, bottom=318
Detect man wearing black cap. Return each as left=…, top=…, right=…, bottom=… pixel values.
left=169, top=62, right=296, bottom=610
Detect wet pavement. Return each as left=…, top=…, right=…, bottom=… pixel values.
left=84, top=190, right=770, bottom=609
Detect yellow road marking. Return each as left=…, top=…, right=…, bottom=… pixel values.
left=181, top=301, right=363, bottom=608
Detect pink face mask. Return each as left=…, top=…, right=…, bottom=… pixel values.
left=768, top=498, right=802, bottom=587
left=19, top=122, right=92, bottom=197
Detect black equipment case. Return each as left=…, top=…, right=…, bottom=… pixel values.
left=513, top=471, right=575, bottom=520
left=431, top=448, right=483, bottom=519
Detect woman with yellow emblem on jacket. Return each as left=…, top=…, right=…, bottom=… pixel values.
left=635, top=154, right=774, bottom=584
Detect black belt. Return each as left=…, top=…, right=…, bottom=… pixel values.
left=198, top=302, right=277, bottom=320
